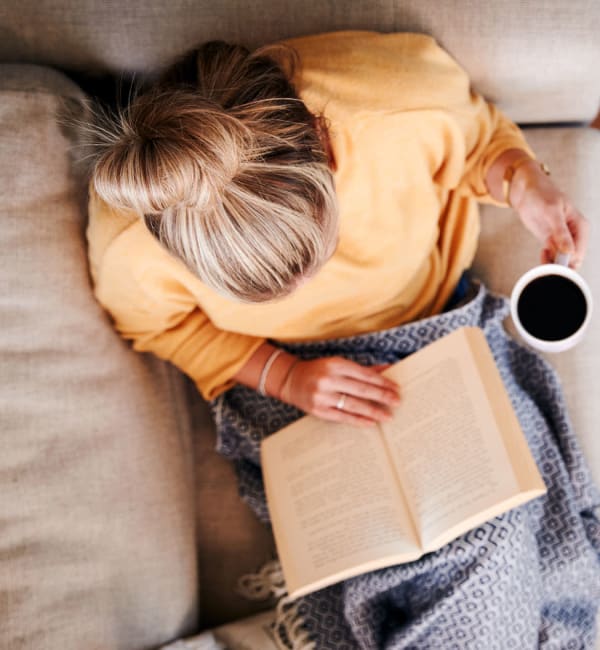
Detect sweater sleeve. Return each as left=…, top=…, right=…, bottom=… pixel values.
left=423, top=38, right=537, bottom=206
left=280, top=31, right=535, bottom=208
left=452, top=91, right=537, bottom=206
left=93, top=226, right=265, bottom=401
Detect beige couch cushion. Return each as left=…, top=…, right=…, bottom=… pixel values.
left=0, top=64, right=199, bottom=649
left=0, top=1, right=598, bottom=123
left=473, top=126, right=600, bottom=487
left=185, top=381, right=277, bottom=628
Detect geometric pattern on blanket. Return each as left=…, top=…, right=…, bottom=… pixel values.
left=211, top=281, right=600, bottom=649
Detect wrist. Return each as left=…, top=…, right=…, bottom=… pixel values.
left=509, top=160, right=549, bottom=209
left=264, top=351, right=298, bottom=400
left=486, top=148, right=531, bottom=203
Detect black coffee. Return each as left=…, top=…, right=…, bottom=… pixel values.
left=517, top=274, right=587, bottom=341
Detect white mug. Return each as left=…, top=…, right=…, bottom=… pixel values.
left=510, top=254, right=593, bottom=353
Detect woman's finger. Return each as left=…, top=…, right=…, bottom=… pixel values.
left=540, top=247, right=553, bottom=265
left=318, top=406, right=379, bottom=428
left=565, top=207, right=590, bottom=269
left=371, top=363, right=393, bottom=372
left=549, top=208, right=576, bottom=257
left=330, top=357, right=400, bottom=393
left=330, top=376, right=400, bottom=407
left=333, top=392, right=394, bottom=421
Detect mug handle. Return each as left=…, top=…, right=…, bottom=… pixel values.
left=554, top=252, right=571, bottom=267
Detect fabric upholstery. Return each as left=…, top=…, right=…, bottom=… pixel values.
left=184, top=378, right=277, bottom=628
left=0, top=1, right=599, bottom=124
left=0, top=64, right=199, bottom=649
left=474, top=126, right=600, bottom=486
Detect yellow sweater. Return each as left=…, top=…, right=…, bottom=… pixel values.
left=86, top=31, right=534, bottom=400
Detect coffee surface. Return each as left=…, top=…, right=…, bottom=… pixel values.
left=517, top=274, right=587, bottom=341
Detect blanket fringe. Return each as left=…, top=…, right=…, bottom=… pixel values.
left=237, top=559, right=287, bottom=600
left=237, top=560, right=315, bottom=650
left=273, top=596, right=315, bottom=650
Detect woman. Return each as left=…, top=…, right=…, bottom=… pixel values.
left=86, top=32, right=598, bottom=648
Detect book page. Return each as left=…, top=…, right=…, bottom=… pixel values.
left=380, top=328, right=524, bottom=549
left=465, top=327, right=547, bottom=496
left=261, top=417, right=420, bottom=599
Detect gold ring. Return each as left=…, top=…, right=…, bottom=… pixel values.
left=336, top=394, right=346, bottom=410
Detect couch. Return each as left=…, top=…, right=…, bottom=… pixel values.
left=1, top=2, right=599, bottom=649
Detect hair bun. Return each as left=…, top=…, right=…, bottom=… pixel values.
left=91, top=87, right=249, bottom=216
left=86, top=40, right=338, bottom=303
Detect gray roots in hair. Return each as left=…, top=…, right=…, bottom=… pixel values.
left=89, top=41, right=339, bottom=302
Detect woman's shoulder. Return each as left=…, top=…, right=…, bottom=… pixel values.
left=279, top=30, right=463, bottom=72
left=86, top=182, right=190, bottom=297
left=271, top=30, right=470, bottom=121
left=279, top=30, right=440, bottom=56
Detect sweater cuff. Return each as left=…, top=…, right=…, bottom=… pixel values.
left=195, top=337, right=266, bottom=401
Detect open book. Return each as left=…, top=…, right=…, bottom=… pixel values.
left=261, top=327, right=546, bottom=600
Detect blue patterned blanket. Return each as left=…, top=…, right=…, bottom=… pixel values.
left=210, top=281, right=600, bottom=649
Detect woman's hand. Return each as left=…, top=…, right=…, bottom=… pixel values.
left=234, top=343, right=400, bottom=427
left=508, top=160, right=590, bottom=269
left=279, top=356, right=401, bottom=427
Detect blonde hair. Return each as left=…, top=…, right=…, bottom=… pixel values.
left=88, top=41, right=338, bottom=302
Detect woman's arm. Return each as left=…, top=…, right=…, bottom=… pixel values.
left=234, top=341, right=401, bottom=427
left=485, top=147, right=590, bottom=269
left=97, top=253, right=400, bottom=423
left=94, top=223, right=400, bottom=423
